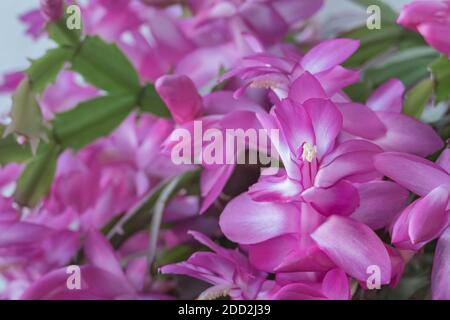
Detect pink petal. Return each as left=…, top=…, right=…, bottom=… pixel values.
left=418, top=22, right=450, bottom=56
left=373, top=112, right=443, bottom=157
left=316, top=140, right=383, bottom=188
left=374, top=152, right=450, bottom=197
left=84, top=230, right=124, bottom=278
left=351, top=181, right=409, bottom=230
left=337, top=102, right=386, bottom=139
left=301, top=39, right=360, bottom=74
left=273, top=0, right=324, bottom=25
left=367, top=79, right=405, bottom=113
left=315, top=66, right=360, bottom=95
left=0, top=71, right=25, bottom=93
left=220, top=193, right=300, bottom=244
left=311, top=216, right=392, bottom=284
left=303, top=98, right=343, bottom=159
left=302, top=180, right=360, bottom=217
left=437, top=149, right=450, bottom=175
left=288, top=72, right=328, bottom=104
left=155, top=74, right=203, bottom=124
left=408, top=186, right=450, bottom=244
left=200, top=164, right=235, bottom=214
left=432, top=227, right=450, bottom=300
left=322, top=268, right=350, bottom=300
left=240, top=2, right=289, bottom=45
left=272, top=283, right=326, bottom=300
left=248, top=234, right=299, bottom=272
left=397, top=1, right=448, bottom=30
left=248, top=170, right=303, bottom=202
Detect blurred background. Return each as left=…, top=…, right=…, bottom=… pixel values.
left=0, top=0, right=413, bottom=112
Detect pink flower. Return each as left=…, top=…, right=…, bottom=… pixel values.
left=222, top=38, right=360, bottom=100
left=397, top=1, right=450, bottom=57
left=21, top=231, right=171, bottom=299
left=0, top=220, right=79, bottom=299
left=161, top=231, right=270, bottom=300
left=375, top=149, right=450, bottom=299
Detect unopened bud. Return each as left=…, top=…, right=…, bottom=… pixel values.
left=3, top=79, right=48, bottom=154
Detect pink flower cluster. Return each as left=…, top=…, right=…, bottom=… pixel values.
left=397, top=0, right=450, bottom=57
left=0, top=0, right=448, bottom=300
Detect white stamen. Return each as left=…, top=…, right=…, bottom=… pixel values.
left=302, top=143, right=317, bottom=163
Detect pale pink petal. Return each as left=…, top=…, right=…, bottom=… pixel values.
left=373, top=112, right=443, bottom=157
left=289, top=72, right=327, bottom=104
left=302, top=181, right=360, bottom=217
left=311, top=216, right=392, bottom=284
left=337, top=102, right=386, bottom=140
left=322, top=268, right=350, bottom=300
left=374, top=152, right=450, bottom=196
left=155, top=74, right=203, bottom=124
left=301, top=39, right=360, bottom=74
left=432, top=227, right=450, bottom=300
left=367, top=79, right=405, bottom=113
left=351, top=181, right=409, bottom=230
left=220, top=193, right=300, bottom=244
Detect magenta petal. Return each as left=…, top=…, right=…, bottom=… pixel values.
left=274, top=99, right=315, bottom=159
left=315, top=66, right=360, bottom=95
left=0, top=71, right=25, bottom=93
left=337, top=103, right=386, bottom=139
left=289, top=72, right=327, bottom=104
left=373, top=112, right=443, bottom=157
left=302, top=180, right=360, bottom=217
left=322, top=268, right=350, bottom=300
left=351, top=181, right=409, bottom=230
left=220, top=193, right=300, bottom=245
left=248, top=171, right=303, bottom=202
left=432, top=228, right=450, bottom=300
left=200, top=164, right=235, bottom=214
left=311, top=216, right=392, bottom=284
left=272, top=283, right=326, bottom=300
left=155, top=74, right=203, bottom=123
left=437, top=149, right=450, bottom=175
left=366, top=79, right=404, bottom=113
left=248, top=234, right=299, bottom=272
left=272, top=0, right=324, bottom=24
left=397, top=1, right=448, bottom=30
left=256, top=110, right=301, bottom=180
left=301, top=39, right=360, bottom=74
left=21, top=265, right=134, bottom=300
left=240, top=2, right=289, bottom=45
left=391, top=200, right=420, bottom=250
left=374, top=152, right=450, bottom=197
left=408, top=186, right=450, bottom=244
left=84, top=230, right=124, bottom=278
left=316, top=140, right=383, bottom=188
left=418, top=22, right=450, bottom=57
left=275, top=244, right=334, bottom=273
left=303, top=98, right=343, bottom=159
